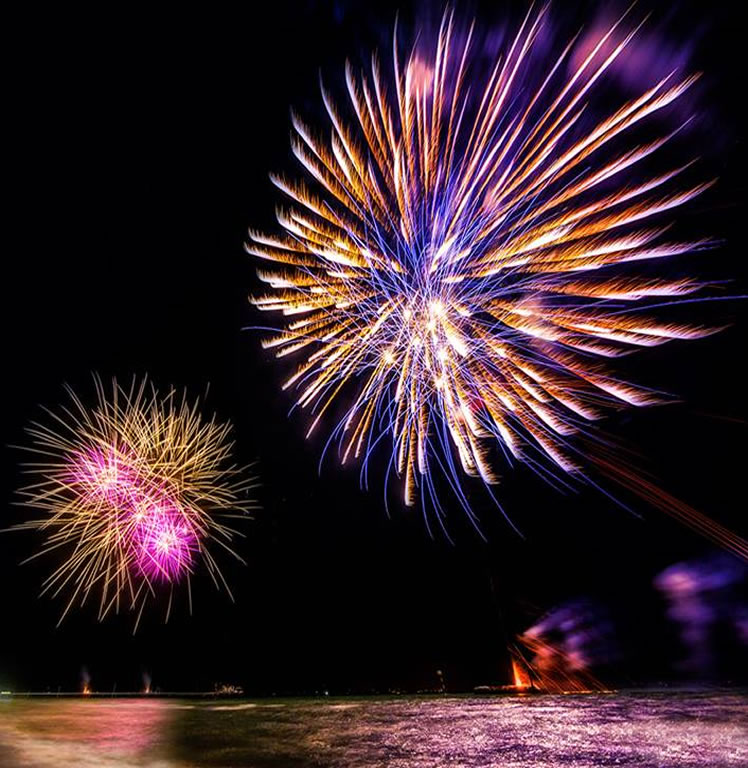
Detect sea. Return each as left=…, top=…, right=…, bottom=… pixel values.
left=1, top=691, right=746, bottom=767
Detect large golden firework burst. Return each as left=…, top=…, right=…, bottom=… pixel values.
left=249, top=6, right=722, bottom=522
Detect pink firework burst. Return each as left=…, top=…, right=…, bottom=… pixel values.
left=131, top=496, right=200, bottom=583
left=70, top=445, right=200, bottom=583
left=14, top=376, right=256, bottom=625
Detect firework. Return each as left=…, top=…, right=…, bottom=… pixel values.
left=14, top=376, right=255, bottom=625
left=249, top=8, right=721, bottom=522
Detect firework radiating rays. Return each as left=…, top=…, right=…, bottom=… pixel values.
left=249, top=7, right=724, bottom=529
left=14, top=376, right=256, bottom=627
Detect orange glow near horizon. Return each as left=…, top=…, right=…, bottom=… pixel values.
left=511, top=657, right=532, bottom=689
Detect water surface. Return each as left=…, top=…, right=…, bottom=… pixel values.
left=1, top=691, right=746, bottom=767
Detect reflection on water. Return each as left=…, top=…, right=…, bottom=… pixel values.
left=0, top=699, right=175, bottom=767
left=1, top=692, right=746, bottom=767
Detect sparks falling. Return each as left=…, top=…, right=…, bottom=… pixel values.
left=14, top=376, right=256, bottom=626
left=249, top=7, right=721, bottom=523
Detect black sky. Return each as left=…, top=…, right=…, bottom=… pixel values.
left=2, top=0, right=746, bottom=695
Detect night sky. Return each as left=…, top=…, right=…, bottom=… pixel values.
left=3, top=0, right=746, bottom=695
